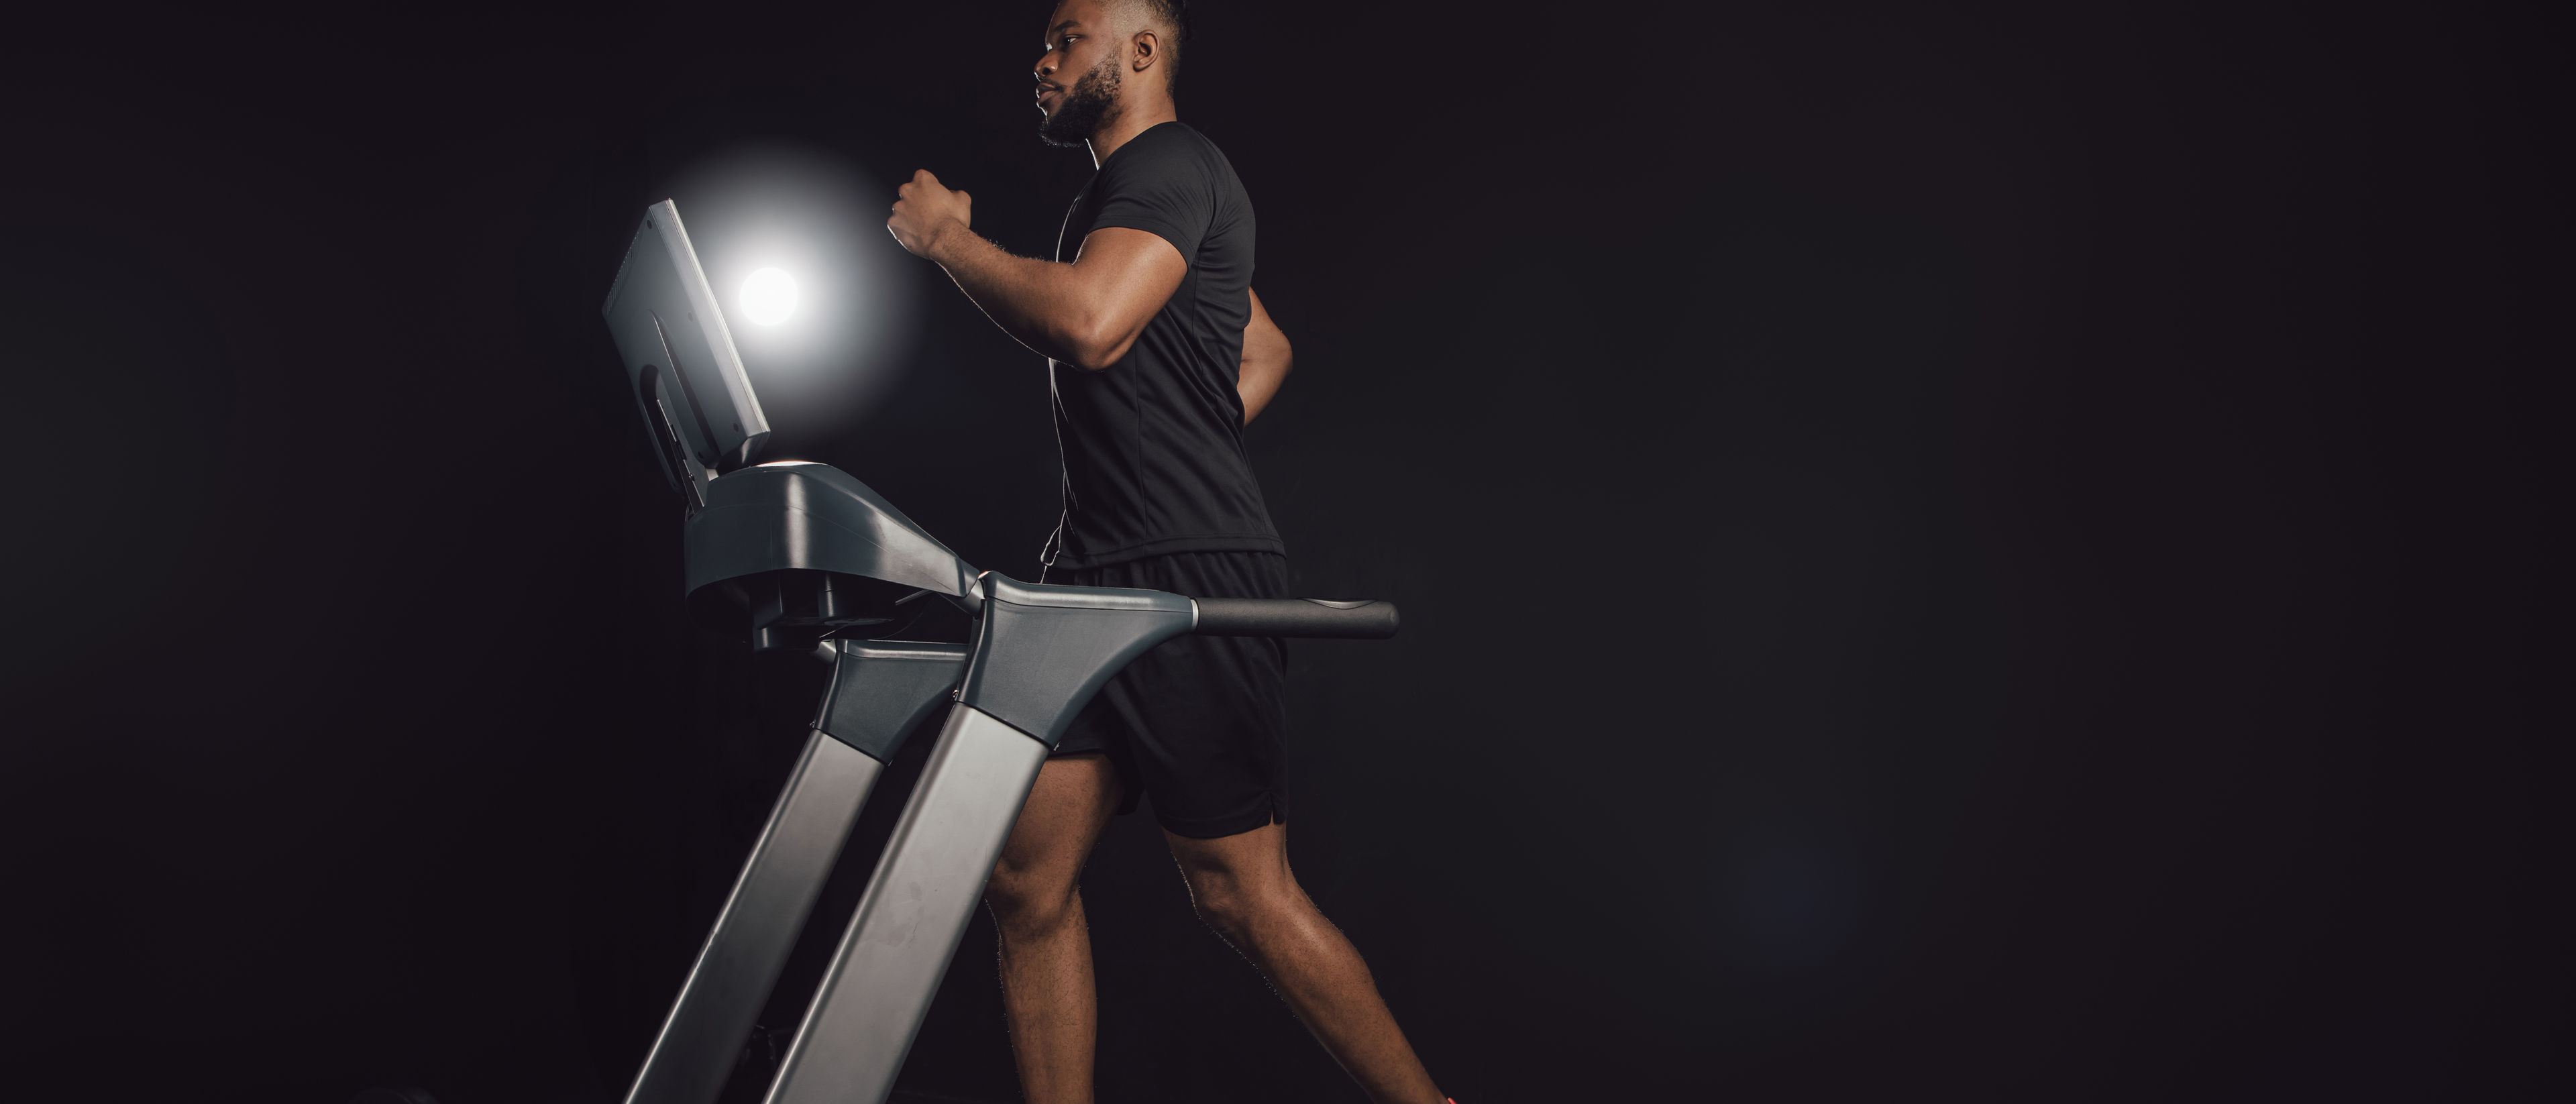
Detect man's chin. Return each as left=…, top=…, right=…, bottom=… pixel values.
left=1039, top=93, right=1116, bottom=148
left=1038, top=116, right=1089, bottom=148
left=1040, top=101, right=1108, bottom=145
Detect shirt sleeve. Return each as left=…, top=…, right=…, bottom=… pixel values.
left=1081, top=131, right=1210, bottom=262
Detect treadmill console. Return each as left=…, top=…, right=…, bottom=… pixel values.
left=602, top=199, right=773, bottom=510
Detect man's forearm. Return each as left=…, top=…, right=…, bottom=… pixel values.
left=923, top=226, right=1090, bottom=365
left=1238, top=351, right=1289, bottom=424
left=887, top=172, right=1184, bottom=370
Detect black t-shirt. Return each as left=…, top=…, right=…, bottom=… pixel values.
left=1042, top=121, right=1283, bottom=569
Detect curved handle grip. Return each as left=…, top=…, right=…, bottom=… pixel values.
left=1191, top=598, right=1400, bottom=639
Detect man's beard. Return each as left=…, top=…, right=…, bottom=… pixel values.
left=1039, top=56, right=1120, bottom=147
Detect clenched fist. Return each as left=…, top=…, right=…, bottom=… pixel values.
left=888, top=169, right=971, bottom=258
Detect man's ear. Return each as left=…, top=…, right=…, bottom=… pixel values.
left=1131, top=30, right=1159, bottom=73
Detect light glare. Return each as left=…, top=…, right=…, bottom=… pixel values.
left=741, top=267, right=799, bottom=325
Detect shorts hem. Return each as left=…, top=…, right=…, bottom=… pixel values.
left=1155, top=800, right=1282, bottom=840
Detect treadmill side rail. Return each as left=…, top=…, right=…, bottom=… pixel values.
left=623, top=730, right=883, bottom=1104
left=763, top=705, right=1051, bottom=1104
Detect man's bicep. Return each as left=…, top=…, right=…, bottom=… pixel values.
left=1071, top=227, right=1187, bottom=341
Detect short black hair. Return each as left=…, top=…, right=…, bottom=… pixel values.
left=1137, top=0, right=1187, bottom=96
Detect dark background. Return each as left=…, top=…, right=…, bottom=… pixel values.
left=0, top=1, right=2561, bottom=1101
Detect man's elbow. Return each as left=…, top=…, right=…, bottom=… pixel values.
left=1254, top=337, right=1293, bottom=382
left=1061, top=325, right=1136, bottom=372
left=1061, top=341, right=1118, bottom=372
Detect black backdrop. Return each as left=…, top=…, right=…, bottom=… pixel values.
left=0, top=3, right=2561, bottom=1101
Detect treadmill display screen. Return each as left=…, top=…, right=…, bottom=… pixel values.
left=602, top=199, right=773, bottom=501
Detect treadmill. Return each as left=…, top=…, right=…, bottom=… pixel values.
left=600, top=200, right=1399, bottom=1104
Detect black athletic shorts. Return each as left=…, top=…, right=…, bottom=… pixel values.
left=1042, top=550, right=1290, bottom=839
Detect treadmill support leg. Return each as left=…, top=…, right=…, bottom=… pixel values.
left=623, top=728, right=882, bottom=1104
left=761, top=573, right=1199, bottom=1104
left=762, top=705, right=1048, bottom=1104
left=625, top=641, right=969, bottom=1104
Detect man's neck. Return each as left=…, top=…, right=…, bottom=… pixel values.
left=1086, top=99, right=1179, bottom=168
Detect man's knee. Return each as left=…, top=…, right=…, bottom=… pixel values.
left=1181, top=869, right=1275, bottom=943
left=986, top=860, right=1079, bottom=934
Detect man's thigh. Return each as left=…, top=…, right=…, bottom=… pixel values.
left=1051, top=551, right=1293, bottom=839
left=993, top=753, right=1124, bottom=895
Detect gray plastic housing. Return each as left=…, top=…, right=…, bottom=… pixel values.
left=957, top=573, right=1197, bottom=749
left=684, top=462, right=981, bottom=603
left=814, top=642, right=968, bottom=762
left=603, top=199, right=772, bottom=502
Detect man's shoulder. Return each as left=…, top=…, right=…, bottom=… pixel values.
left=1136, top=121, right=1221, bottom=156
left=1083, top=123, right=1250, bottom=254
left=1106, top=123, right=1236, bottom=183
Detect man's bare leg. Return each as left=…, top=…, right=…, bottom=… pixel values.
left=1166, top=823, right=1446, bottom=1104
left=985, top=754, right=1122, bottom=1104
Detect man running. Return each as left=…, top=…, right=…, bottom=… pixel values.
left=881, top=3, right=1447, bottom=1102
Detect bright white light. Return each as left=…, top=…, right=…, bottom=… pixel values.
left=740, top=267, right=800, bottom=325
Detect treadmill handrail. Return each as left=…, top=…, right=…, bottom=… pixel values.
left=1190, top=598, right=1400, bottom=639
